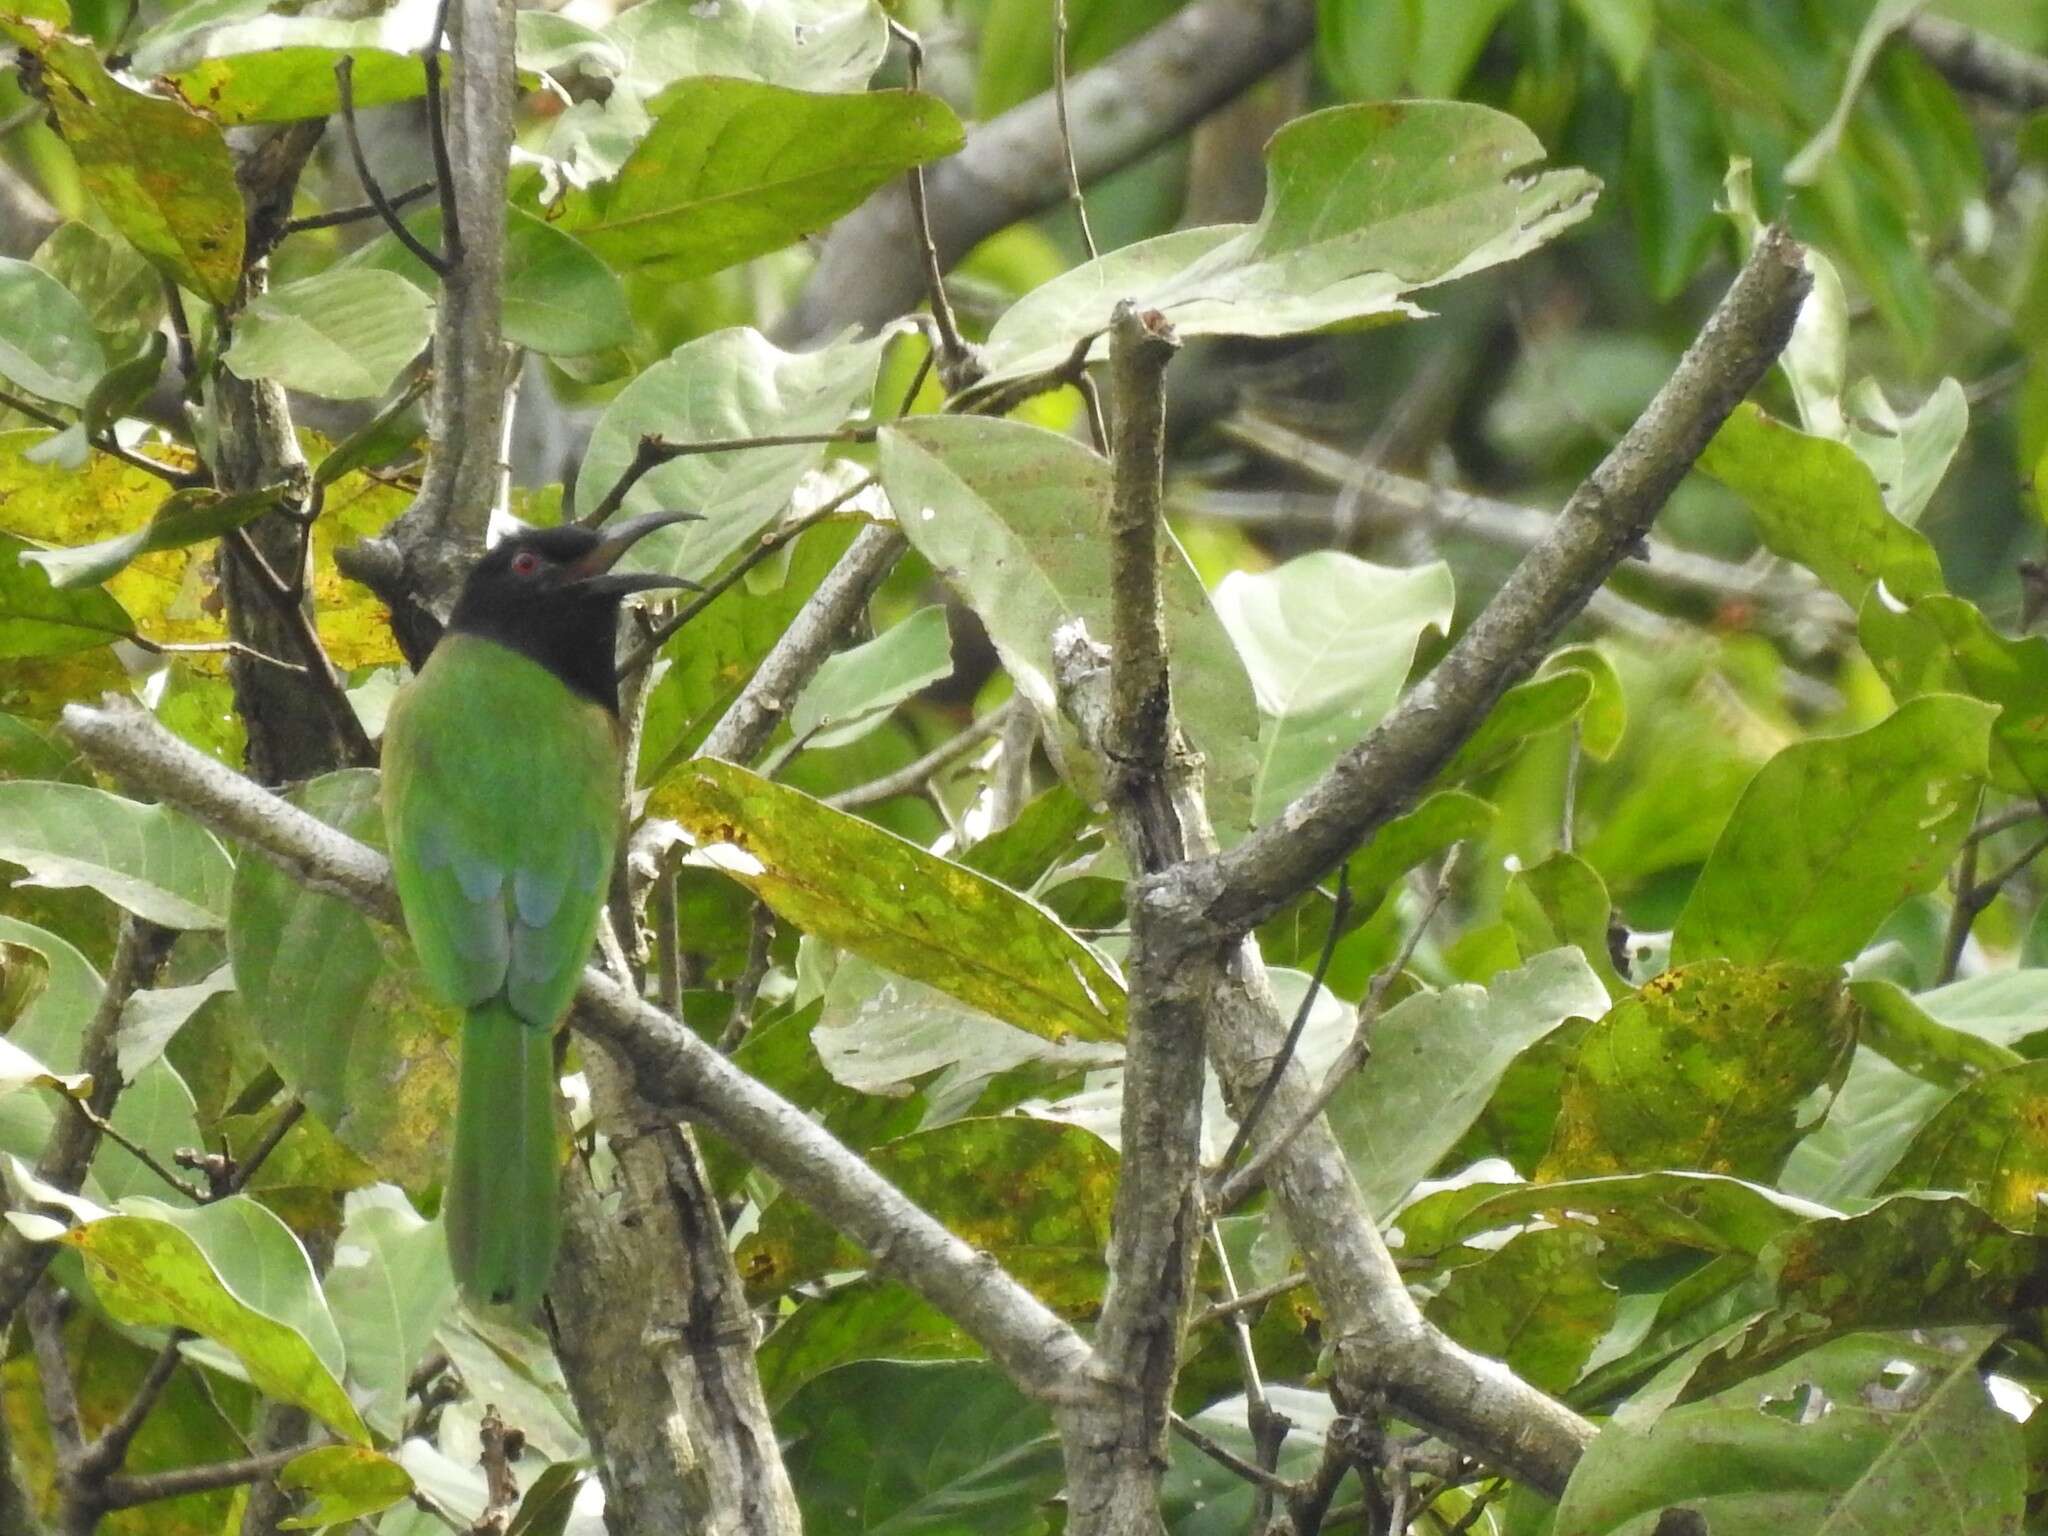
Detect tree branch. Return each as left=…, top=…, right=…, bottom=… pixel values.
left=1164, top=225, right=1813, bottom=940
left=55, top=696, right=1097, bottom=1411
left=335, top=0, right=517, bottom=654
left=778, top=0, right=1314, bottom=342
left=1906, top=15, right=2048, bottom=111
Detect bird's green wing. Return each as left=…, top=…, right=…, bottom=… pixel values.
left=382, top=634, right=622, bottom=1025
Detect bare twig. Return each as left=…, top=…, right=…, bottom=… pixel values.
left=1191, top=1270, right=1308, bottom=1330
left=223, top=1098, right=307, bottom=1197
left=1168, top=1413, right=1295, bottom=1496
left=1051, top=0, right=1099, bottom=261
left=334, top=58, right=449, bottom=277
left=1907, top=14, right=2048, bottom=111
left=887, top=18, right=975, bottom=386
left=825, top=703, right=1013, bottom=809
left=100, top=1441, right=325, bottom=1510
left=281, top=180, right=436, bottom=235
left=715, top=904, right=777, bottom=1053
left=422, top=0, right=462, bottom=263
left=582, top=431, right=874, bottom=533
left=0, top=386, right=200, bottom=486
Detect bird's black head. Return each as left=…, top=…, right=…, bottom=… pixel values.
left=446, top=511, right=696, bottom=715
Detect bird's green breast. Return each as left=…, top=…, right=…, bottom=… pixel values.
left=381, top=634, right=624, bottom=1026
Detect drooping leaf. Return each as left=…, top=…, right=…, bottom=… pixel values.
left=559, top=79, right=963, bottom=279
left=1537, top=962, right=1860, bottom=1184
left=1425, top=1226, right=1615, bottom=1394
left=0, top=255, right=105, bottom=406
left=1504, top=851, right=1628, bottom=999
left=1325, top=948, right=1611, bottom=1215
left=652, top=759, right=1124, bottom=1042
left=576, top=327, right=888, bottom=582
left=64, top=1195, right=368, bottom=1443
left=790, top=605, right=954, bottom=749
left=0, top=530, right=131, bottom=657
left=322, top=1183, right=455, bottom=1439
left=0, top=949, right=90, bottom=1099
left=1554, top=1329, right=2022, bottom=1536
left=228, top=771, right=458, bottom=1188
left=1672, top=696, right=1993, bottom=968
left=222, top=269, right=433, bottom=400
left=20, top=482, right=285, bottom=590
left=1778, top=1047, right=1950, bottom=1205
left=976, top=101, right=1600, bottom=383
left=275, top=1445, right=414, bottom=1530
left=0, top=781, right=232, bottom=928
left=0, top=21, right=244, bottom=302
left=1698, top=402, right=1946, bottom=610
left=879, top=415, right=1261, bottom=839
left=1850, top=978, right=2023, bottom=1091
left=1213, top=551, right=1454, bottom=821
left=1437, top=668, right=1595, bottom=783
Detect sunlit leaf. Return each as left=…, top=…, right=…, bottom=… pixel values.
left=1426, top=1227, right=1615, bottom=1394
left=652, top=759, right=1124, bottom=1042
left=0, top=530, right=131, bottom=658
left=20, top=482, right=285, bottom=590
left=276, top=1445, right=414, bottom=1530
left=1879, top=1061, right=2048, bottom=1231
left=790, top=605, right=953, bottom=749
left=222, top=270, right=433, bottom=400
left=0, top=255, right=105, bottom=406
left=323, top=1184, right=454, bottom=1440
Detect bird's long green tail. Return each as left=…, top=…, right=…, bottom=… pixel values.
left=447, top=1000, right=560, bottom=1311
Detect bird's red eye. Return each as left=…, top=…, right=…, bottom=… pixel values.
left=510, top=552, right=541, bottom=577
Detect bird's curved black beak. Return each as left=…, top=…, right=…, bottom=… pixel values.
left=569, top=509, right=703, bottom=596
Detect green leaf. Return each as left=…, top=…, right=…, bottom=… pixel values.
left=228, top=771, right=458, bottom=1188
left=739, top=1117, right=1114, bottom=1310
left=790, top=606, right=953, bottom=749
left=1879, top=1060, right=2048, bottom=1231
left=813, top=954, right=1120, bottom=1099
left=1325, top=948, right=1610, bottom=1215
left=1778, top=1047, right=1948, bottom=1204
left=1398, top=1171, right=1824, bottom=1263
left=879, top=415, right=1261, bottom=840
left=0, top=915, right=102, bottom=1069
left=976, top=101, right=1599, bottom=384
left=1213, top=551, right=1454, bottom=821
left=135, top=5, right=431, bottom=125
left=0, top=530, right=131, bottom=657
left=222, top=269, right=433, bottom=400
left=323, top=1184, right=455, bottom=1440
left=64, top=1195, right=368, bottom=1443
left=1672, top=696, right=1994, bottom=968
left=0, top=954, right=90, bottom=1099
left=1858, top=590, right=2048, bottom=797
left=1844, top=376, right=1969, bottom=529
left=0, top=21, right=244, bottom=303
left=32, top=221, right=163, bottom=360
left=1555, top=1329, right=2022, bottom=1536
left=20, top=481, right=284, bottom=590
left=0, top=255, right=105, bottom=406
left=1626, top=49, right=1725, bottom=300
left=0, top=781, right=232, bottom=928
left=577, top=327, right=888, bottom=582
left=1504, top=851, right=1628, bottom=998
left=276, top=1445, right=414, bottom=1530
left=1437, top=668, right=1594, bottom=782
left=1546, top=644, right=1627, bottom=759
left=756, top=1281, right=973, bottom=1409
left=1698, top=402, right=1946, bottom=610
left=780, top=1361, right=1062, bottom=1536
left=1537, top=961, right=1859, bottom=1184
left=1850, top=978, right=2023, bottom=1091
left=347, top=206, right=631, bottom=358
left=652, top=759, right=1124, bottom=1042
left=959, top=784, right=1098, bottom=891
left=559, top=79, right=963, bottom=279
left=599, top=0, right=887, bottom=96
left=1425, top=1227, right=1615, bottom=1394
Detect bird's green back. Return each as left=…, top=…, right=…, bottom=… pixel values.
left=381, top=633, right=623, bottom=1028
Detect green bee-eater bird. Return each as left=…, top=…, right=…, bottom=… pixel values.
left=381, top=511, right=693, bottom=1309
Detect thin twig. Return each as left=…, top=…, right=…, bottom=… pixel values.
left=581, top=429, right=872, bottom=533
left=422, top=0, right=462, bottom=263
left=222, top=529, right=377, bottom=766
left=1212, top=854, right=1460, bottom=1213
left=126, top=636, right=307, bottom=674
left=1213, top=866, right=1349, bottom=1180
left=72, top=1101, right=207, bottom=1201
left=335, top=57, right=450, bottom=277
left=716, top=904, right=777, bottom=1052
left=100, top=1440, right=326, bottom=1510
left=825, top=703, right=1014, bottom=809
left=1191, top=1270, right=1308, bottom=1331
left=162, top=278, right=196, bottom=389
left=282, top=180, right=436, bottom=235
left=1168, top=1413, right=1296, bottom=1496
left=887, top=18, right=976, bottom=386
left=1051, top=0, right=1099, bottom=261
left=1940, top=828, right=1984, bottom=985
left=1966, top=801, right=2047, bottom=846
left=223, top=1098, right=306, bottom=1197
left=0, top=386, right=199, bottom=486
left=616, top=479, right=876, bottom=679
left=77, top=1332, right=189, bottom=1479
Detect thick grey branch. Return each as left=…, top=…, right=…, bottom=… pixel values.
left=1167, top=225, right=1813, bottom=939
left=55, top=697, right=1095, bottom=1410
left=1906, top=15, right=2048, bottom=111
left=779, top=0, right=1313, bottom=343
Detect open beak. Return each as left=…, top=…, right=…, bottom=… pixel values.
left=568, top=509, right=703, bottom=596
